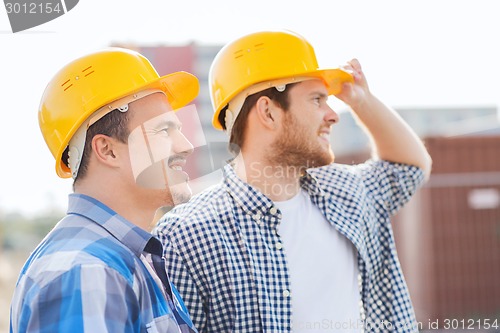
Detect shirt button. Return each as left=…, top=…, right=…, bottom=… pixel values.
left=276, top=242, right=283, bottom=250
left=269, top=206, right=278, bottom=215
left=253, top=213, right=262, bottom=221
left=283, top=289, right=290, bottom=297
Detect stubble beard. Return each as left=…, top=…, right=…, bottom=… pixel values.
left=268, top=112, right=334, bottom=175
left=159, top=180, right=192, bottom=207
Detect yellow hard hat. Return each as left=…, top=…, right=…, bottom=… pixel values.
left=39, top=47, right=199, bottom=178
left=209, top=30, right=354, bottom=130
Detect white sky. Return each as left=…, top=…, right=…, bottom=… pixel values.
left=0, top=0, right=499, bottom=216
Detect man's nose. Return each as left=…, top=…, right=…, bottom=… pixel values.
left=325, top=104, right=339, bottom=124
left=173, top=131, right=194, bottom=156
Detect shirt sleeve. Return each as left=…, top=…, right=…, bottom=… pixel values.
left=356, top=159, right=426, bottom=216
left=16, top=264, right=140, bottom=333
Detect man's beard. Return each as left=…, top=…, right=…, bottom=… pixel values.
left=268, top=112, right=334, bottom=174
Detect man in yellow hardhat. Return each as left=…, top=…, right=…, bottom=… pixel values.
left=154, top=30, right=432, bottom=332
left=10, top=48, right=199, bottom=332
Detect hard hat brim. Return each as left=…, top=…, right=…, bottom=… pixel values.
left=151, top=71, right=199, bottom=110
left=211, top=67, right=353, bottom=130
left=316, top=68, right=354, bottom=96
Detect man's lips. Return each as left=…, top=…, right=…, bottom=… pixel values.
left=318, top=128, right=331, bottom=141
left=168, top=156, right=187, bottom=171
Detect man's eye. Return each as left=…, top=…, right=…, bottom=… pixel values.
left=158, top=128, right=170, bottom=135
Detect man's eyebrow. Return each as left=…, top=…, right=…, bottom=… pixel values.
left=309, top=91, right=328, bottom=99
left=155, top=119, right=181, bottom=130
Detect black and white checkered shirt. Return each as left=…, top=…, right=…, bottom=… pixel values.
left=153, top=160, right=425, bottom=333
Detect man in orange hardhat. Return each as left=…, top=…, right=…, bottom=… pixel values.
left=10, top=48, right=199, bottom=332
left=154, top=30, right=432, bottom=332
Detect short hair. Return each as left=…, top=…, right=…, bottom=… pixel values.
left=62, top=109, right=130, bottom=184
left=220, top=83, right=297, bottom=155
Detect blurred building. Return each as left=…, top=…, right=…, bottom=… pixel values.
left=392, top=135, right=500, bottom=329
left=114, top=43, right=500, bottom=329
left=336, top=117, right=500, bottom=329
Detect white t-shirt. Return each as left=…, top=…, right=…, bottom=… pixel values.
left=275, top=189, right=362, bottom=332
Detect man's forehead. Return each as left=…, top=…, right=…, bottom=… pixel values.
left=144, top=110, right=181, bottom=127
left=127, top=92, right=179, bottom=125
left=129, top=91, right=171, bottom=108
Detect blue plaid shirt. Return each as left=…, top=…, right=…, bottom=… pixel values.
left=10, top=194, right=197, bottom=333
left=153, top=160, right=425, bottom=332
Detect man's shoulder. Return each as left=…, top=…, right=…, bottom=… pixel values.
left=31, top=216, right=139, bottom=278
left=305, top=160, right=418, bottom=198
left=51, top=214, right=131, bottom=250
left=309, top=160, right=423, bottom=183
left=174, top=182, right=228, bottom=215
left=154, top=183, right=229, bottom=236
left=307, top=162, right=363, bottom=186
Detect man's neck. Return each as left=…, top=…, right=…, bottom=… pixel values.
left=74, top=181, right=156, bottom=231
left=233, top=153, right=302, bottom=202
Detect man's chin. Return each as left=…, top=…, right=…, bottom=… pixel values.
left=170, top=183, right=193, bottom=206
left=311, top=151, right=335, bottom=168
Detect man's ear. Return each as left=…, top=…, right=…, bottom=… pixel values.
left=91, top=134, right=120, bottom=167
left=254, top=96, right=280, bottom=130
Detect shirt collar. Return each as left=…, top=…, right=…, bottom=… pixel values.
left=67, top=193, right=157, bottom=257
left=300, top=170, right=326, bottom=197
left=222, top=164, right=274, bottom=217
